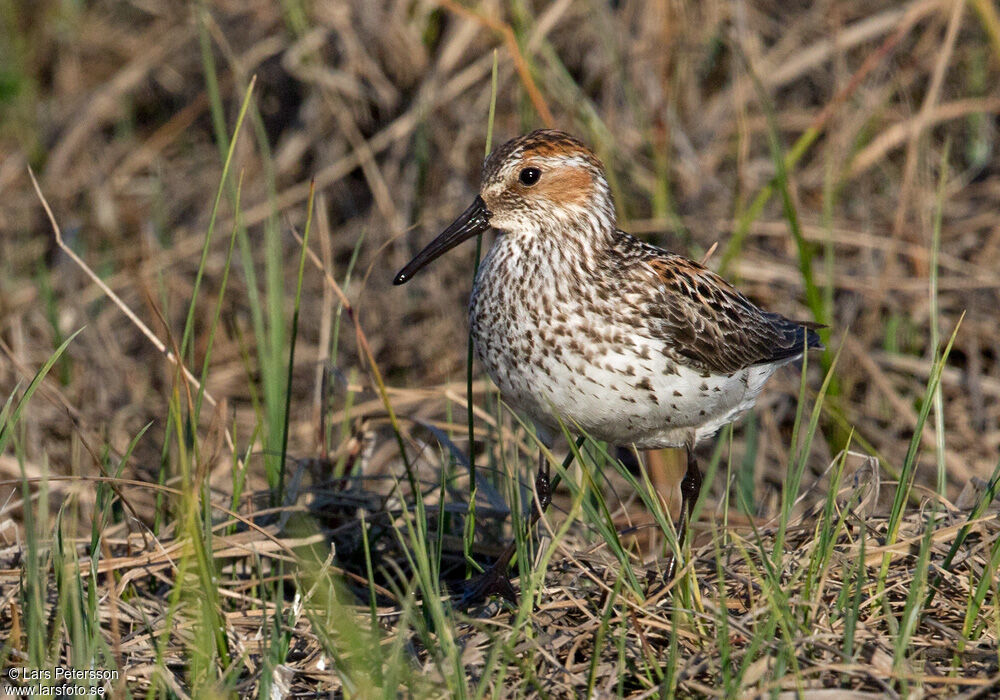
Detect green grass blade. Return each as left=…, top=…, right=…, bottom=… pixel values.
left=0, top=327, right=84, bottom=455
left=277, top=181, right=316, bottom=504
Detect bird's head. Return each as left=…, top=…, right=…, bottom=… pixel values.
left=394, top=129, right=615, bottom=285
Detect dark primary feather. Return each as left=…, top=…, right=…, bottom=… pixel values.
left=611, top=231, right=823, bottom=376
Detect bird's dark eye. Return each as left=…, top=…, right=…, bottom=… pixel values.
left=518, top=167, right=541, bottom=186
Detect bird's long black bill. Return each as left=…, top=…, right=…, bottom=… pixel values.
left=393, top=196, right=492, bottom=285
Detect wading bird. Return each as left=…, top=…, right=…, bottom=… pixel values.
left=394, top=129, right=822, bottom=602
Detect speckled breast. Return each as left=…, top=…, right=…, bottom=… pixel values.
left=468, top=236, right=772, bottom=449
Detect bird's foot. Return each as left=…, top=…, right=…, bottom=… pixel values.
left=455, top=562, right=518, bottom=608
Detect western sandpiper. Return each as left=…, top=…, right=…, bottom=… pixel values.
left=395, top=129, right=822, bottom=601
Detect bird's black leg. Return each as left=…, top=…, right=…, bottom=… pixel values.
left=458, top=449, right=553, bottom=607
left=665, top=446, right=703, bottom=582
left=534, top=449, right=551, bottom=514
left=679, top=446, right=703, bottom=544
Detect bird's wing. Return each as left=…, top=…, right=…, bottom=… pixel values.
left=616, top=234, right=822, bottom=375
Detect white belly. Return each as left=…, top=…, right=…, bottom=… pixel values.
left=474, top=324, right=778, bottom=448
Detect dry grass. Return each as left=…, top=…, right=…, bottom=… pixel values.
left=1, top=0, right=1000, bottom=696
